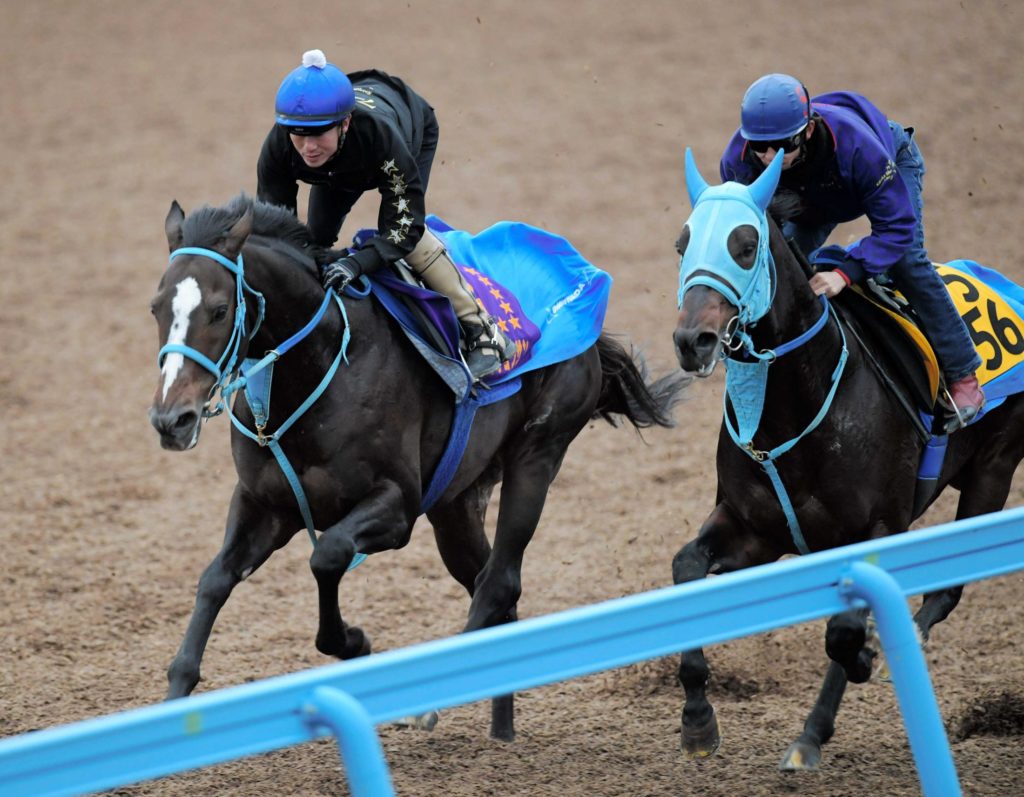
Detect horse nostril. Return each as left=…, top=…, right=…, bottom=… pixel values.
left=173, top=411, right=198, bottom=431
left=695, top=331, right=720, bottom=354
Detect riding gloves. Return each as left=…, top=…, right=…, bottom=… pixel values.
left=321, top=257, right=362, bottom=294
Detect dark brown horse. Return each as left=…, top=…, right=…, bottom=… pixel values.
left=671, top=150, right=1024, bottom=769
left=148, top=195, right=688, bottom=741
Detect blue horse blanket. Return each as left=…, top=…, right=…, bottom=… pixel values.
left=359, top=216, right=612, bottom=395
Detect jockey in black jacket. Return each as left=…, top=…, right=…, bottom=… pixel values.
left=258, top=49, right=514, bottom=380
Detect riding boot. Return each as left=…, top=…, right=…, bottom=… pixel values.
left=944, top=373, right=986, bottom=432
left=406, top=229, right=515, bottom=380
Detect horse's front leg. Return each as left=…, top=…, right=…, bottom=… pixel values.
left=463, top=435, right=578, bottom=742
left=311, top=481, right=414, bottom=660
left=673, top=503, right=777, bottom=758
left=167, top=485, right=291, bottom=699
left=778, top=607, right=873, bottom=771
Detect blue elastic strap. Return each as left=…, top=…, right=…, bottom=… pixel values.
left=724, top=299, right=847, bottom=555
left=157, top=344, right=221, bottom=378
left=420, top=379, right=523, bottom=512
left=228, top=294, right=355, bottom=566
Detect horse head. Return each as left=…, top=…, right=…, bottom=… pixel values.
left=672, top=148, right=784, bottom=375
left=148, top=199, right=256, bottom=450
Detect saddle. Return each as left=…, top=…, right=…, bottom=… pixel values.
left=829, top=280, right=939, bottom=442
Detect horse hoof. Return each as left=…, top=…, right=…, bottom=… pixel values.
left=316, top=627, right=373, bottom=659
left=393, top=711, right=439, bottom=731
left=779, top=740, right=821, bottom=771
left=681, top=708, right=721, bottom=758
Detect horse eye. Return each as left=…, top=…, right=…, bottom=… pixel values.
left=212, top=304, right=229, bottom=322
left=675, top=228, right=691, bottom=256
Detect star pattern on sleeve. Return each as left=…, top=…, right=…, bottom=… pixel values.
left=381, top=158, right=398, bottom=175
left=387, top=228, right=406, bottom=244
left=394, top=197, right=410, bottom=214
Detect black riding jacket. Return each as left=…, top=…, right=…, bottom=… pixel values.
left=257, top=69, right=433, bottom=275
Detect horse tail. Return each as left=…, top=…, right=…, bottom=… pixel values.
left=592, top=333, right=690, bottom=429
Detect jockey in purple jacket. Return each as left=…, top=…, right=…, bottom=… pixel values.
left=720, top=73, right=984, bottom=431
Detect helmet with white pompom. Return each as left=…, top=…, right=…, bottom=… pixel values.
left=274, top=49, right=355, bottom=134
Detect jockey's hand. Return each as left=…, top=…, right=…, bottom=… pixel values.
left=809, top=270, right=848, bottom=298
left=320, top=257, right=361, bottom=294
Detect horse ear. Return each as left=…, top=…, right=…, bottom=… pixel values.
left=684, top=148, right=709, bottom=207
left=748, top=150, right=784, bottom=213
left=220, top=206, right=253, bottom=259
left=165, top=200, right=185, bottom=253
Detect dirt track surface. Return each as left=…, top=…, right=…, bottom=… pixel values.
left=3, top=2, right=1023, bottom=795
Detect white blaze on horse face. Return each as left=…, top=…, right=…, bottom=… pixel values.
left=161, top=276, right=203, bottom=401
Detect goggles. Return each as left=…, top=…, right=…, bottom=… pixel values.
left=747, top=130, right=805, bottom=154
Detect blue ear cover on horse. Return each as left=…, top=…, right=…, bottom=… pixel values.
left=685, top=148, right=709, bottom=207
left=747, top=149, right=785, bottom=213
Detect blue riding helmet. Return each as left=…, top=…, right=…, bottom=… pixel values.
left=274, top=49, right=355, bottom=131
left=740, top=73, right=810, bottom=141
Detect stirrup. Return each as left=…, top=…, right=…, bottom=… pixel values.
left=939, top=383, right=984, bottom=433
left=462, top=319, right=514, bottom=380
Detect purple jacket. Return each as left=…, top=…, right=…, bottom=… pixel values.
left=720, top=92, right=916, bottom=279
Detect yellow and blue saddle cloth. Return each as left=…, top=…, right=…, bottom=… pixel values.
left=858, top=259, right=1024, bottom=416
left=854, top=258, right=1024, bottom=511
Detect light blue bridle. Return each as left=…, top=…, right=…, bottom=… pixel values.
left=679, top=149, right=849, bottom=555
left=158, top=246, right=266, bottom=402
left=157, top=246, right=365, bottom=568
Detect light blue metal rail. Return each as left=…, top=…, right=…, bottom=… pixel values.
left=1, top=507, right=1022, bottom=797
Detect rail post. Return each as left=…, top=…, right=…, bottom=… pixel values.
left=839, top=560, right=960, bottom=797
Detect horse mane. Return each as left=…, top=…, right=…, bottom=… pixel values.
left=767, top=189, right=803, bottom=226
left=180, top=193, right=328, bottom=265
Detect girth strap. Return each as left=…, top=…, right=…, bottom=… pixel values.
left=420, top=379, right=523, bottom=512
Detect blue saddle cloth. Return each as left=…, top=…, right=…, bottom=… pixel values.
left=358, top=216, right=612, bottom=398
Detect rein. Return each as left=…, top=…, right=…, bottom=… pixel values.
left=159, top=245, right=364, bottom=567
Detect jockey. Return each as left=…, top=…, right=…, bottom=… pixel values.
left=720, top=73, right=985, bottom=431
left=258, top=49, right=514, bottom=381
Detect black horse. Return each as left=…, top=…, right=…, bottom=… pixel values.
left=149, top=194, right=687, bottom=741
left=671, top=150, right=1024, bottom=769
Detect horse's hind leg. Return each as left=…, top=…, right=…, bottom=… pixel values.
left=673, top=504, right=778, bottom=758
left=913, top=449, right=1019, bottom=647
left=167, top=488, right=291, bottom=698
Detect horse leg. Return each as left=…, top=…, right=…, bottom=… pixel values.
left=778, top=661, right=849, bottom=771
left=311, top=482, right=414, bottom=660
left=913, top=448, right=1019, bottom=647
left=167, top=487, right=291, bottom=698
left=672, top=503, right=779, bottom=757
left=780, top=511, right=906, bottom=772
left=388, top=484, right=495, bottom=733
left=428, top=480, right=495, bottom=597
left=464, top=443, right=572, bottom=742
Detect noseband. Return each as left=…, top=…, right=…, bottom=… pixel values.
left=157, top=246, right=266, bottom=417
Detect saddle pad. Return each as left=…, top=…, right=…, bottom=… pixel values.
left=937, top=260, right=1024, bottom=402
left=427, top=216, right=612, bottom=384
left=839, top=286, right=939, bottom=411
left=357, top=218, right=613, bottom=389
